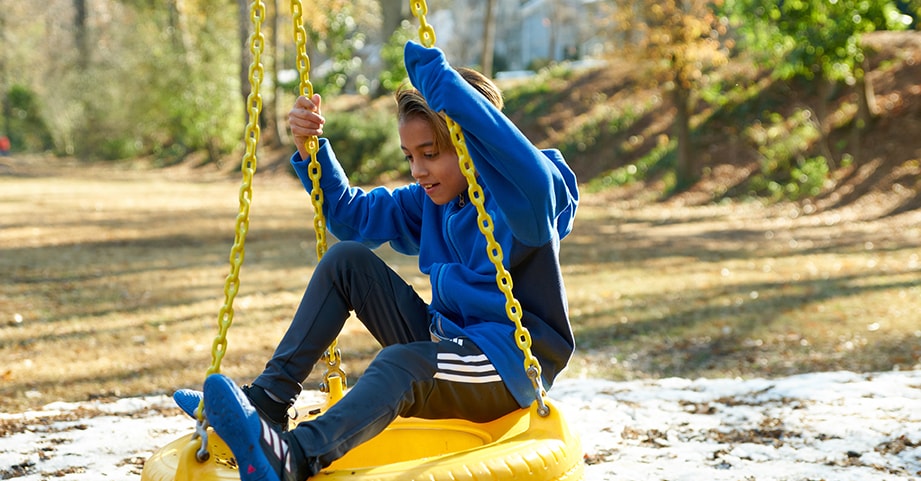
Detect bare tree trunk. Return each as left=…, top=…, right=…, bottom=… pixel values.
left=0, top=8, right=8, bottom=136
left=673, top=83, right=694, bottom=189
left=74, top=0, right=89, bottom=68
left=670, top=49, right=696, bottom=189
left=816, top=77, right=829, bottom=137
left=481, top=0, right=497, bottom=77
left=815, top=77, right=836, bottom=167
left=238, top=0, right=252, bottom=125
left=73, top=0, right=92, bottom=159
left=851, top=55, right=877, bottom=166
left=856, top=56, right=878, bottom=121
left=265, top=0, right=282, bottom=148
left=548, top=0, right=559, bottom=61
left=379, top=0, right=406, bottom=44
left=168, top=0, right=193, bottom=54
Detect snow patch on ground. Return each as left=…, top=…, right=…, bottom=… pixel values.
left=2, top=370, right=919, bottom=480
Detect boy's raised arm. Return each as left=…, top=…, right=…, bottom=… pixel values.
left=404, top=41, right=578, bottom=246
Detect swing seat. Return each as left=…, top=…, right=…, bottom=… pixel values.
left=141, top=392, right=583, bottom=481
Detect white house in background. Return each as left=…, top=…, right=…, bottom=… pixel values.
left=510, top=0, right=605, bottom=69
left=432, top=0, right=606, bottom=72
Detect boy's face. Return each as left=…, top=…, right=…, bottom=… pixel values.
left=400, top=117, right=468, bottom=205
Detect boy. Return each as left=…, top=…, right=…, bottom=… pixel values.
left=179, top=41, right=579, bottom=480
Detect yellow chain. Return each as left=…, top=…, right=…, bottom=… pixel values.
left=290, top=0, right=327, bottom=261
left=204, top=0, right=265, bottom=390
left=290, top=0, right=345, bottom=391
left=192, top=0, right=266, bottom=462
left=409, top=1, right=437, bottom=47
left=409, top=0, right=547, bottom=414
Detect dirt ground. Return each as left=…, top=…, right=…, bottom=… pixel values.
left=1, top=150, right=919, bottom=414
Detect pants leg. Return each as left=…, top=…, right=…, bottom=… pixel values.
left=285, top=339, right=521, bottom=469
left=254, top=241, right=432, bottom=404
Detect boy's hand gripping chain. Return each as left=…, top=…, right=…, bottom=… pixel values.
left=291, top=0, right=346, bottom=394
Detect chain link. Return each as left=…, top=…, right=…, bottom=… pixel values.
left=290, top=0, right=328, bottom=261
left=290, top=0, right=345, bottom=391
left=194, top=0, right=267, bottom=462
left=205, top=0, right=265, bottom=392
left=409, top=1, right=437, bottom=47
left=410, top=1, right=548, bottom=415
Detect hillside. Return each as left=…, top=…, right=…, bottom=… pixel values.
left=506, top=31, right=921, bottom=216
left=236, top=31, right=920, bottom=218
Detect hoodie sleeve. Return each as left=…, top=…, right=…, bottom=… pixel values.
left=404, top=41, right=578, bottom=245
left=290, top=138, right=424, bottom=255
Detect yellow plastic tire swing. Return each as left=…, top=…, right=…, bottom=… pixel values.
left=141, top=1, right=583, bottom=480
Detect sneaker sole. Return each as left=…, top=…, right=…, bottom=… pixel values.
left=203, top=374, right=281, bottom=481
left=173, top=389, right=203, bottom=419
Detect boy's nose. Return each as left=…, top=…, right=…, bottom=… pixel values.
left=411, top=164, right=427, bottom=180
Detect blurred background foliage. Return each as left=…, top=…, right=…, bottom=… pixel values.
left=0, top=0, right=919, bottom=201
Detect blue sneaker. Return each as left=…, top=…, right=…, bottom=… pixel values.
left=173, top=388, right=204, bottom=419
left=173, top=385, right=291, bottom=433
left=203, top=374, right=300, bottom=481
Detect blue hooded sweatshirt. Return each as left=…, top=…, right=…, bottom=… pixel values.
left=290, top=41, right=579, bottom=408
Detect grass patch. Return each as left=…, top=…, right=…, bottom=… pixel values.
left=560, top=197, right=921, bottom=381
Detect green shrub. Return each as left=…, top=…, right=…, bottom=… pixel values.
left=323, top=107, right=406, bottom=184
left=378, top=21, right=414, bottom=94
left=788, top=156, right=831, bottom=199
left=4, top=84, right=54, bottom=152
left=744, top=109, right=831, bottom=201
left=588, top=136, right=676, bottom=192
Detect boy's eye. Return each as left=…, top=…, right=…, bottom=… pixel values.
left=403, top=150, right=438, bottom=162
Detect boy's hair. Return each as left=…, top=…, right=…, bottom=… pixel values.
left=396, top=67, right=503, bottom=154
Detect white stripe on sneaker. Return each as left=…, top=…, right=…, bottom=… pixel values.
left=284, top=444, right=292, bottom=474
left=262, top=419, right=283, bottom=460
left=260, top=418, right=293, bottom=477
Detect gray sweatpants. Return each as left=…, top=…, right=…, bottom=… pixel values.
left=253, top=241, right=520, bottom=468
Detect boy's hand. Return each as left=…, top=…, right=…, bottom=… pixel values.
left=288, top=93, right=325, bottom=160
